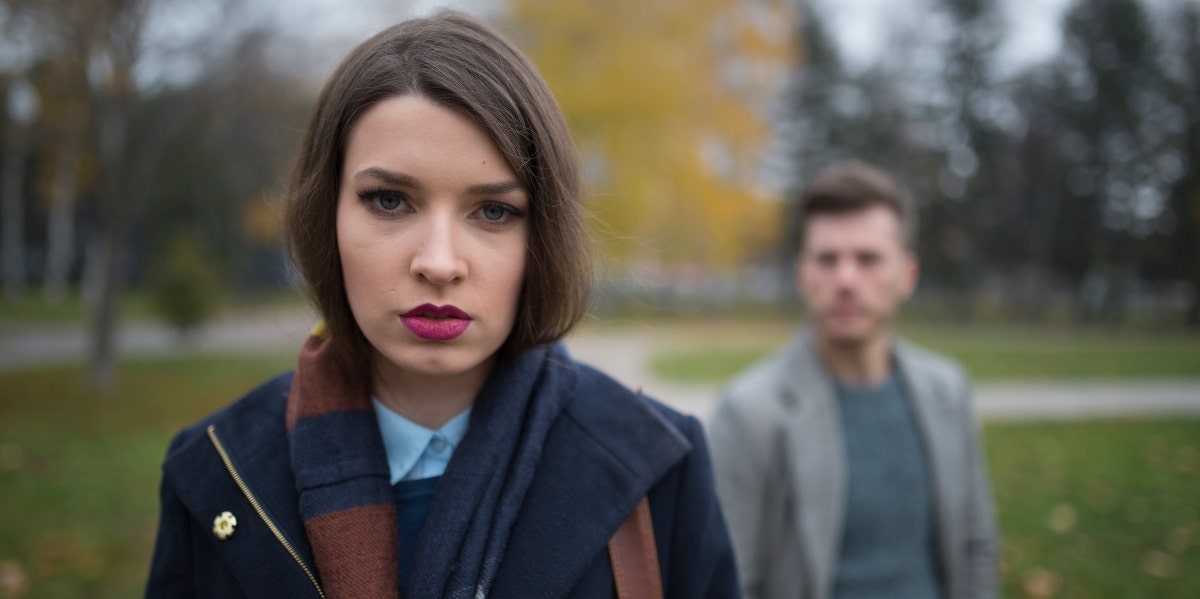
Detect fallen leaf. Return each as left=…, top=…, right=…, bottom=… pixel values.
left=1022, top=568, right=1061, bottom=598
left=1048, top=502, right=1078, bottom=534
left=0, top=560, right=28, bottom=598
left=1141, top=550, right=1176, bottom=578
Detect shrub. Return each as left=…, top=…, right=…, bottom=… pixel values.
left=149, top=231, right=220, bottom=338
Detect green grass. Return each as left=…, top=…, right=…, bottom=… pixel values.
left=0, top=295, right=90, bottom=324
left=0, top=292, right=165, bottom=326
left=0, top=289, right=308, bottom=328
left=649, top=321, right=1200, bottom=383
left=1, top=352, right=1198, bottom=597
left=0, top=353, right=291, bottom=598
left=987, top=419, right=1200, bottom=597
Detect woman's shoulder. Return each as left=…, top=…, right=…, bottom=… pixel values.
left=162, top=371, right=294, bottom=462
left=560, top=360, right=700, bottom=454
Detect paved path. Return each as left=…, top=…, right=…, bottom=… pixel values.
left=563, top=329, right=1200, bottom=423
left=0, top=310, right=318, bottom=372
left=3, top=311, right=1198, bottom=421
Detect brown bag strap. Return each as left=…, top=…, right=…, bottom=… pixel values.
left=607, top=496, right=663, bottom=599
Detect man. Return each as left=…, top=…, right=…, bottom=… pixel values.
left=709, top=161, right=998, bottom=599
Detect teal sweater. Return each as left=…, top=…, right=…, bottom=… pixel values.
left=832, top=375, right=943, bottom=599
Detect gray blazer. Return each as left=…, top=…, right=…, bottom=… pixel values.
left=708, top=330, right=998, bottom=599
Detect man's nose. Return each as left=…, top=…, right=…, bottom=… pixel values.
left=833, top=258, right=859, bottom=286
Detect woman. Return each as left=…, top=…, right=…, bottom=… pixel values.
left=146, top=11, right=738, bottom=599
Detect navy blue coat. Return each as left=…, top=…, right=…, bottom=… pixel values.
left=146, top=362, right=740, bottom=598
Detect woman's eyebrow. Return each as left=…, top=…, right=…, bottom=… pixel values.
left=466, top=181, right=524, bottom=196
left=354, top=167, right=422, bottom=189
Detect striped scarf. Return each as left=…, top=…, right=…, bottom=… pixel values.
left=285, top=333, right=566, bottom=598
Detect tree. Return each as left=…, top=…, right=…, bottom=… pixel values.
left=928, top=0, right=1012, bottom=316
left=136, top=29, right=309, bottom=293
left=1044, top=0, right=1173, bottom=320
left=75, top=0, right=152, bottom=387
left=1, top=78, right=37, bottom=300
left=1160, top=1, right=1200, bottom=324
left=28, top=49, right=90, bottom=305
left=5, top=0, right=295, bottom=387
left=506, top=0, right=793, bottom=272
left=150, top=229, right=219, bottom=340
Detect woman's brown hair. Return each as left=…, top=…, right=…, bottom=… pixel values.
left=285, top=11, right=591, bottom=375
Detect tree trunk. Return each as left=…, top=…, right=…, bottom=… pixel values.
left=43, top=138, right=80, bottom=305
left=1188, top=274, right=1200, bottom=327
left=86, top=89, right=130, bottom=389
left=81, top=230, right=103, bottom=312
left=2, top=121, right=27, bottom=300
left=87, top=228, right=119, bottom=388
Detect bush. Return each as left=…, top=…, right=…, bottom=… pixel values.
left=149, top=231, right=220, bottom=338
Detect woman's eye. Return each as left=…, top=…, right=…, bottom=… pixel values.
left=375, top=192, right=404, bottom=211
left=358, top=188, right=410, bottom=214
left=481, top=204, right=509, bottom=222
left=379, top=196, right=400, bottom=210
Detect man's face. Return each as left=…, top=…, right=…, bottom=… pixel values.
left=796, top=205, right=917, bottom=348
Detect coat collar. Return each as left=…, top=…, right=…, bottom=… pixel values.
left=490, top=359, right=692, bottom=597
left=893, top=337, right=960, bottom=581
left=778, top=329, right=959, bottom=598
left=779, top=330, right=844, bottom=597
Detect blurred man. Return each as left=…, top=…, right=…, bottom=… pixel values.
left=709, top=161, right=998, bottom=599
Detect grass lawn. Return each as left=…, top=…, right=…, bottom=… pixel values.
left=0, top=353, right=292, bottom=598
left=987, top=419, right=1200, bottom=597
left=0, top=290, right=308, bottom=329
left=0, top=352, right=1198, bottom=597
left=0, top=293, right=160, bottom=327
left=648, top=319, right=1200, bottom=383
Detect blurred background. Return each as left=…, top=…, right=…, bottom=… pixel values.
left=0, top=0, right=1197, bottom=596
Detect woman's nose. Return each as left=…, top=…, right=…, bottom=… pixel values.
left=410, top=214, right=467, bottom=285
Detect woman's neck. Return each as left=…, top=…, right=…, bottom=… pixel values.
left=369, top=354, right=494, bottom=429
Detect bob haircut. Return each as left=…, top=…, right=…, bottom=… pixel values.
left=797, top=160, right=918, bottom=253
left=285, top=11, right=591, bottom=375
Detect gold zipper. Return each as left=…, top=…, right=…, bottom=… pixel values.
left=207, top=425, right=326, bottom=598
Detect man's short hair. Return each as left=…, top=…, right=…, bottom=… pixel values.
left=797, top=161, right=917, bottom=252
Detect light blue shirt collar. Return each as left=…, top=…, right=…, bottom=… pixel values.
left=372, top=399, right=471, bottom=484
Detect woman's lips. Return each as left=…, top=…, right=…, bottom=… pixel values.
left=400, top=304, right=472, bottom=341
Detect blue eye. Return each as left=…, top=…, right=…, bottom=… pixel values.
left=357, top=188, right=409, bottom=214
left=481, top=204, right=508, bottom=221
left=378, top=194, right=402, bottom=211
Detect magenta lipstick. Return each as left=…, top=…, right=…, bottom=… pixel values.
left=400, top=304, right=472, bottom=340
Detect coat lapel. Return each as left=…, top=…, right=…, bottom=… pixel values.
left=893, top=340, right=961, bottom=587
left=780, top=332, right=845, bottom=598
left=488, top=363, right=692, bottom=598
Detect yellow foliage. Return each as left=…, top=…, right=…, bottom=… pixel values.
left=505, top=0, right=795, bottom=270
left=242, top=192, right=285, bottom=245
